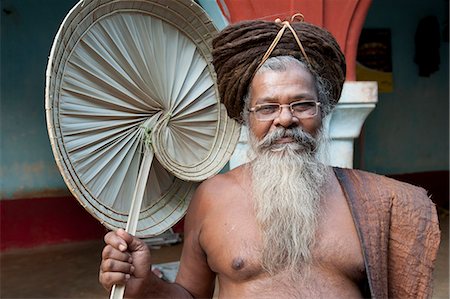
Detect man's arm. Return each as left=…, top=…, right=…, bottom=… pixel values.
left=175, top=180, right=217, bottom=298
left=99, top=180, right=216, bottom=298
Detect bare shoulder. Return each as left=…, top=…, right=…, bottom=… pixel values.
left=190, top=165, right=249, bottom=208
left=182, top=164, right=250, bottom=233
left=201, top=165, right=248, bottom=192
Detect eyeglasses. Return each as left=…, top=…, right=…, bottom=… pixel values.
left=248, top=100, right=321, bottom=121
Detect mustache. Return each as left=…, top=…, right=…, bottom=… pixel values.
left=257, top=127, right=318, bottom=152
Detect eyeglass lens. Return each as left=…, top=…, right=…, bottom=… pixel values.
left=253, top=101, right=318, bottom=120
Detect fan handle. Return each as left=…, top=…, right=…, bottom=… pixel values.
left=110, top=149, right=154, bottom=299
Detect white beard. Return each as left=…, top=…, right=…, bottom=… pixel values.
left=248, top=127, right=330, bottom=275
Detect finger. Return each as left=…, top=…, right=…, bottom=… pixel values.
left=101, top=258, right=135, bottom=274
left=102, top=244, right=132, bottom=262
left=116, top=229, right=148, bottom=253
left=104, top=230, right=128, bottom=252
left=99, top=270, right=131, bottom=291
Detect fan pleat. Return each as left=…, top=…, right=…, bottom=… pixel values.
left=167, top=128, right=215, bottom=164
left=172, top=49, right=206, bottom=105
left=77, top=24, right=164, bottom=110
left=100, top=137, right=143, bottom=210
left=67, top=53, right=158, bottom=112
left=61, top=103, right=151, bottom=119
left=96, top=18, right=164, bottom=104
left=61, top=119, right=145, bottom=142
left=119, top=15, right=168, bottom=105
left=148, top=159, right=174, bottom=198
left=172, top=62, right=211, bottom=115
left=172, top=87, right=216, bottom=121
left=77, top=128, right=142, bottom=187
left=66, top=132, right=136, bottom=170
left=92, top=133, right=143, bottom=198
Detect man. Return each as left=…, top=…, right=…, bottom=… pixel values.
left=99, top=19, right=440, bottom=298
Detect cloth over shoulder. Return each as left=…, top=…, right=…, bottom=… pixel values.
left=334, top=167, right=441, bottom=299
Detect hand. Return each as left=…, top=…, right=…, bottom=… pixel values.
left=99, top=229, right=152, bottom=297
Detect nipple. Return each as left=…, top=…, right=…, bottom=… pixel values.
left=232, top=257, right=245, bottom=270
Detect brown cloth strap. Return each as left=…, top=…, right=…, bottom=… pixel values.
left=334, top=167, right=388, bottom=298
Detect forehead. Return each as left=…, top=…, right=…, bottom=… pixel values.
left=249, top=63, right=317, bottom=104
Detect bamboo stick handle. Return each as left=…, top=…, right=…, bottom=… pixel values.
left=110, top=149, right=154, bottom=299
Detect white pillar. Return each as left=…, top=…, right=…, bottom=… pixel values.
left=228, top=81, right=378, bottom=169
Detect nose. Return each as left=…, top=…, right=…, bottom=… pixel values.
left=273, top=105, right=299, bottom=128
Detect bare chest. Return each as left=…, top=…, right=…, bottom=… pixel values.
left=200, top=189, right=366, bottom=293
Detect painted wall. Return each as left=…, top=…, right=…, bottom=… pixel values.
left=354, top=0, right=449, bottom=174
left=1, top=0, right=78, bottom=199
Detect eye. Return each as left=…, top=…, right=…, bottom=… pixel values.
left=256, top=104, right=279, bottom=114
left=291, top=101, right=316, bottom=112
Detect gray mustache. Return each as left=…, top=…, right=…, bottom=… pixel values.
left=257, top=128, right=318, bottom=152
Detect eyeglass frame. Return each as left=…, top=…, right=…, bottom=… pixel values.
left=248, top=100, right=321, bottom=121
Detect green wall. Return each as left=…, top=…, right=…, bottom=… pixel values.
left=355, top=0, right=449, bottom=174
left=1, top=0, right=78, bottom=198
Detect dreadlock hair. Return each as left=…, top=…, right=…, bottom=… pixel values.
left=212, top=19, right=346, bottom=122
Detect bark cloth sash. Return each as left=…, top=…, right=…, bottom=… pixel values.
left=334, top=167, right=440, bottom=299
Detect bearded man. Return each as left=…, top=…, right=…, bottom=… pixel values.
left=99, top=18, right=440, bottom=298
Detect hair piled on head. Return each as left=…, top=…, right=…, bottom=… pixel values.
left=212, top=20, right=346, bottom=121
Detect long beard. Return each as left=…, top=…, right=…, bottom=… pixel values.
left=249, top=127, right=329, bottom=275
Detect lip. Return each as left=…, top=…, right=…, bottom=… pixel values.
left=275, top=137, right=294, bottom=144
